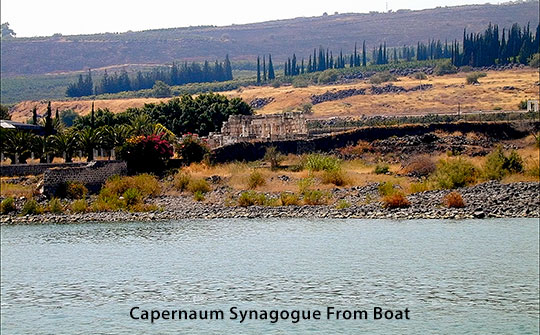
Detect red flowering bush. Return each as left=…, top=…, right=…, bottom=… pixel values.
left=118, top=133, right=173, bottom=173
left=175, top=134, right=210, bottom=165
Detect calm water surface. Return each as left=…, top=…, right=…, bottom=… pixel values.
left=1, top=218, right=539, bottom=334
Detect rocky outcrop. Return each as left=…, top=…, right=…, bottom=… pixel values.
left=311, top=88, right=366, bottom=105
left=249, top=97, right=275, bottom=109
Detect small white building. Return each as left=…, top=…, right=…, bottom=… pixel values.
left=527, top=99, right=539, bottom=113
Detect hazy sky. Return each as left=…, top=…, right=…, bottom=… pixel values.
left=2, top=0, right=501, bottom=37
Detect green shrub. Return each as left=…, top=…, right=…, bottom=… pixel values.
left=71, top=199, right=88, bottom=213
left=271, top=80, right=281, bottom=88
left=374, top=163, right=389, bottom=175
left=434, top=60, right=458, bottom=75
left=193, top=191, right=205, bottom=202
left=280, top=192, right=300, bottom=206
left=131, top=174, right=161, bottom=197
left=529, top=53, right=540, bottom=68
left=188, top=178, right=210, bottom=194
left=466, top=72, right=487, bottom=84
left=336, top=199, right=351, bottom=209
left=292, top=77, right=309, bottom=88
left=247, top=171, right=266, bottom=189
left=93, top=188, right=123, bottom=211
left=303, top=190, right=329, bottom=205
left=370, top=71, right=397, bottom=84
left=238, top=191, right=267, bottom=207
left=410, top=180, right=435, bottom=193
left=104, top=174, right=160, bottom=198
left=303, top=154, right=341, bottom=172
left=317, top=69, right=339, bottom=84
left=175, top=134, right=210, bottom=165
left=378, top=181, right=397, bottom=196
left=483, top=147, right=523, bottom=180
left=321, top=169, right=347, bottom=186
left=264, top=146, right=284, bottom=170
left=297, top=178, right=313, bottom=194
left=518, top=100, right=528, bottom=110
left=460, top=66, right=473, bottom=72
left=0, top=197, right=16, bottom=214
left=21, top=199, right=43, bottom=215
left=505, top=151, right=524, bottom=173
left=123, top=188, right=142, bottom=207
left=433, top=158, right=477, bottom=189
left=174, top=172, right=191, bottom=191
left=48, top=198, right=64, bottom=214
left=413, top=72, right=428, bottom=80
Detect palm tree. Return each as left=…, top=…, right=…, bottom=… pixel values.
left=130, top=113, right=154, bottom=136
left=1, top=129, right=37, bottom=164
left=99, top=124, right=132, bottom=159
left=49, top=129, right=79, bottom=163
left=78, top=127, right=101, bottom=161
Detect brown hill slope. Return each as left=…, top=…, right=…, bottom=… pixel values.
left=1, top=2, right=539, bottom=76
left=9, top=68, right=538, bottom=122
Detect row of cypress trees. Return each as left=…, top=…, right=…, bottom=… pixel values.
left=66, top=55, right=234, bottom=97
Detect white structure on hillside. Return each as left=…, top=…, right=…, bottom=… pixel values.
left=527, top=99, right=539, bottom=113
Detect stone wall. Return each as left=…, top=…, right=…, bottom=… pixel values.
left=207, top=112, right=308, bottom=148
left=211, top=121, right=533, bottom=163
left=43, top=160, right=127, bottom=196
left=0, top=162, right=87, bottom=177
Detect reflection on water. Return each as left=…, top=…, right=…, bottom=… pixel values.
left=1, top=219, right=539, bottom=334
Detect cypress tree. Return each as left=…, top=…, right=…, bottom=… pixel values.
left=55, top=108, right=59, bottom=120
left=32, top=106, right=37, bottom=125
left=268, top=54, right=275, bottom=80
left=362, top=41, right=367, bottom=66
left=91, top=102, right=95, bottom=129
left=44, top=102, right=53, bottom=136
left=224, top=54, right=233, bottom=80
left=292, top=54, right=297, bottom=76
left=263, top=56, right=267, bottom=81
left=256, top=56, right=261, bottom=84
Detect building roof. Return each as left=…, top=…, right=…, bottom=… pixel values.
left=0, top=120, right=45, bottom=134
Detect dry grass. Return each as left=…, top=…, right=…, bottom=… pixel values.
left=0, top=180, right=35, bottom=198
left=9, top=68, right=538, bottom=122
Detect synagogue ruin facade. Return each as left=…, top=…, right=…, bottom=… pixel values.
left=207, top=112, right=308, bottom=148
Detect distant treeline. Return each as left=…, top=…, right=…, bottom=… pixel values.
left=452, top=23, right=539, bottom=67
left=66, top=55, right=233, bottom=97
left=282, top=22, right=539, bottom=77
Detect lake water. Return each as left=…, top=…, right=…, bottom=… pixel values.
left=1, top=218, right=538, bottom=334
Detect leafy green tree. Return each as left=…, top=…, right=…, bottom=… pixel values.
left=0, top=104, right=10, bottom=120
left=59, top=109, right=79, bottom=127
left=1, top=22, right=16, bottom=39
left=152, top=80, right=172, bottom=98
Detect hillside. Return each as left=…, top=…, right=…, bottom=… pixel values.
left=8, top=68, right=538, bottom=122
left=1, top=1, right=539, bottom=76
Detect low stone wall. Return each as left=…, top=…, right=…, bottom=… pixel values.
left=43, top=160, right=127, bottom=196
left=211, top=121, right=532, bottom=163
left=0, top=162, right=87, bottom=177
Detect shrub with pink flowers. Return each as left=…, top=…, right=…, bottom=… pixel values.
left=118, top=133, right=173, bottom=173
left=175, top=133, right=210, bottom=165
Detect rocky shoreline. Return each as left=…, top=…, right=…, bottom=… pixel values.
left=1, top=181, right=538, bottom=225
